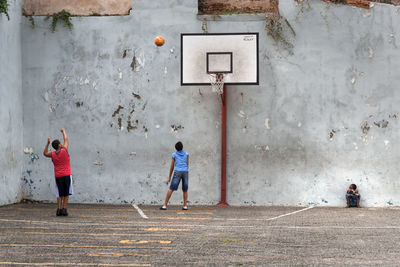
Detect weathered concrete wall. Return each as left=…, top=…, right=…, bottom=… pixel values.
left=21, top=0, right=400, bottom=206
left=0, top=0, right=24, bottom=205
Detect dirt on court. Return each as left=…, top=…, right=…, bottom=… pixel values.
left=1, top=203, right=400, bottom=266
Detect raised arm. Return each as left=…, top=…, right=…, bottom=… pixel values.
left=61, top=128, right=69, bottom=151
left=166, top=158, right=175, bottom=184
left=43, top=138, right=52, bottom=158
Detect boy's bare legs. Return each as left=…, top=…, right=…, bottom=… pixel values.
left=183, top=191, right=188, bottom=207
left=57, top=197, right=62, bottom=210
left=63, top=196, right=69, bottom=209
left=346, top=198, right=350, bottom=208
left=163, top=190, right=173, bottom=207
left=356, top=196, right=360, bottom=208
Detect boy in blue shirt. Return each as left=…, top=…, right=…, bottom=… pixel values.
left=346, top=184, right=360, bottom=208
left=160, top=141, right=189, bottom=210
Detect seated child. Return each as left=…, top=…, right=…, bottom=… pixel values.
left=346, top=184, right=360, bottom=208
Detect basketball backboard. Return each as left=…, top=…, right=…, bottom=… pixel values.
left=181, top=33, right=259, bottom=86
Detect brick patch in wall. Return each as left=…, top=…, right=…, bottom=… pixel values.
left=22, top=0, right=132, bottom=16
left=322, top=0, right=371, bottom=8
left=198, top=0, right=279, bottom=15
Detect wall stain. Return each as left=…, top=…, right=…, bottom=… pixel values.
left=123, top=49, right=127, bottom=58
left=132, top=92, right=141, bottom=100
left=28, top=153, right=39, bottom=163
left=118, top=118, right=122, bottom=130
left=127, top=116, right=138, bottom=132
left=329, top=129, right=338, bottom=139
left=130, top=55, right=137, bottom=71
left=360, top=121, right=370, bottom=134
left=112, top=105, right=124, bottom=117
left=374, top=120, right=389, bottom=128
left=75, top=101, right=83, bottom=108
left=171, top=125, right=184, bottom=132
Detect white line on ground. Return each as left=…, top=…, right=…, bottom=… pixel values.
left=132, top=204, right=148, bottom=219
left=265, top=206, right=315, bottom=221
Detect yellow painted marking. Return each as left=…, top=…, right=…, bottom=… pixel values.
left=0, top=262, right=150, bottom=266
left=164, top=217, right=210, bottom=221
left=120, top=240, right=171, bottom=244
left=89, top=252, right=150, bottom=257
left=146, top=227, right=191, bottom=232
left=176, top=212, right=213, bottom=215
left=0, top=244, right=170, bottom=249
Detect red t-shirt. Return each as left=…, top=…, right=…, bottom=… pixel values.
left=52, top=148, right=72, bottom=178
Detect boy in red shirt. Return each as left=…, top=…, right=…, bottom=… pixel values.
left=43, top=128, right=73, bottom=216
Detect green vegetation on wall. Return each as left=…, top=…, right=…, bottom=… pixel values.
left=44, top=10, right=73, bottom=33
left=0, top=0, right=10, bottom=20
left=265, top=13, right=296, bottom=55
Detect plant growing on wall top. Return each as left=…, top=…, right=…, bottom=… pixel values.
left=0, top=0, right=10, bottom=20
left=44, top=9, right=73, bottom=33
left=265, top=13, right=296, bottom=55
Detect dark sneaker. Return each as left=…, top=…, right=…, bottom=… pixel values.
left=61, top=209, right=68, bottom=216
left=160, top=206, right=167, bottom=210
left=56, top=209, right=62, bottom=216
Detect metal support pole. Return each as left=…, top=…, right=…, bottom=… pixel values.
left=217, top=84, right=228, bottom=206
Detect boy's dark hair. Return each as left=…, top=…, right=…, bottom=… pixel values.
left=351, top=184, right=357, bottom=190
left=52, top=139, right=61, bottom=150
left=175, top=141, right=183, bottom=151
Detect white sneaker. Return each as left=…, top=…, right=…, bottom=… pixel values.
left=182, top=206, right=188, bottom=210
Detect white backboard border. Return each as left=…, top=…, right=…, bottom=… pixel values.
left=181, top=33, right=259, bottom=86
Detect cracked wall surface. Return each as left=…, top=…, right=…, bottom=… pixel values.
left=0, top=0, right=24, bottom=206
left=2, top=0, right=400, bottom=206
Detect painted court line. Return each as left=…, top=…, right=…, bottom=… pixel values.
left=265, top=206, right=315, bottom=221
left=133, top=204, right=148, bottom=219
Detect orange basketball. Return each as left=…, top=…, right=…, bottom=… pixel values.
left=154, top=36, right=165, bottom=47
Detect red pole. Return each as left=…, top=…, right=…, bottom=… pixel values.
left=217, top=84, right=228, bottom=206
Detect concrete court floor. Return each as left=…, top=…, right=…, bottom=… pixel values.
left=0, top=203, right=400, bottom=266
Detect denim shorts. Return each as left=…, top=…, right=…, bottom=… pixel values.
left=170, top=171, right=188, bottom=192
left=346, top=193, right=360, bottom=207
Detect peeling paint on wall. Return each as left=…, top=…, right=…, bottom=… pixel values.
left=93, top=160, right=103, bottom=166
left=171, top=125, right=184, bottom=132
left=112, top=105, right=124, bottom=117
left=374, top=120, right=389, bottom=128
left=265, top=118, right=271, bottom=129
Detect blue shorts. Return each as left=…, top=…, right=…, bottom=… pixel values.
left=170, top=171, right=188, bottom=192
left=346, top=193, right=360, bottom=207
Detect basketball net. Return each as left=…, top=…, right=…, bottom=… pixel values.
left=208, top=73, right=225, bottom=95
